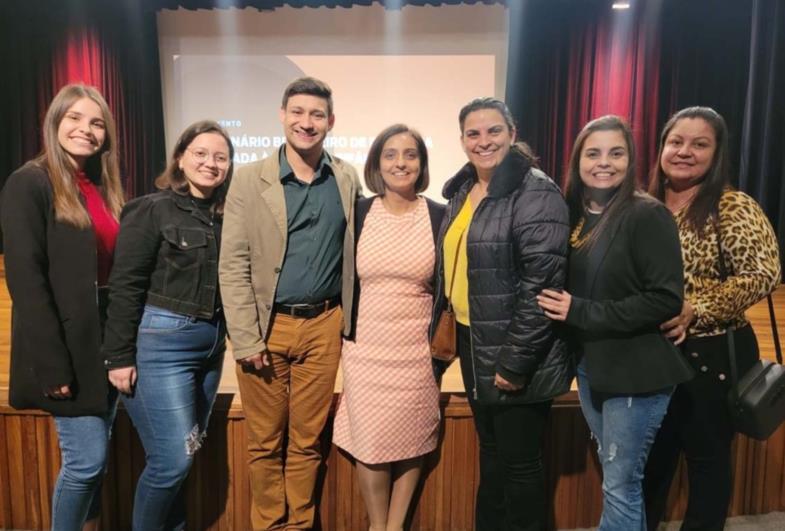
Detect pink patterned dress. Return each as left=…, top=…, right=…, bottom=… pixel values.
left=333, top=197, right=441, bottom=464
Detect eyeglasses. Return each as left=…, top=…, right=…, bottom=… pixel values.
left=186, top=148, right=231, bottom=168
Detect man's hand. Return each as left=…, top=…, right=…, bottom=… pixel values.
left=108, top=366, right=137, bottom=395
left=239, top=351, right=272, bottom=370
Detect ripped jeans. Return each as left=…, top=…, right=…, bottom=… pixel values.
left=122, top=305, right=226, bottom=531
left=577, top=359, right=672, bottom=531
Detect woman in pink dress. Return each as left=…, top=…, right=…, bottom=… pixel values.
left=333, top=124, right=444, bottom=530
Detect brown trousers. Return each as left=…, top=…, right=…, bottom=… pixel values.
left=236, top=306, right=343, bottom=530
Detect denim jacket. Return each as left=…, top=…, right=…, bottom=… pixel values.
left=102, top=190, right=221, bottom=368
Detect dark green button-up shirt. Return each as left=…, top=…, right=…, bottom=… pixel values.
left=274, top=147, right=346, bottom=304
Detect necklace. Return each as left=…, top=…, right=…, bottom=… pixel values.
left=570, top=217, right=591, bottom=248
left=666, top=187, right=699, bottom=214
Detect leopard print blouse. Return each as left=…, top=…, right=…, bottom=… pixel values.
left=676, top=190, right=781, bottom=337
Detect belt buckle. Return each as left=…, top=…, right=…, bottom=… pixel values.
left=292, top=304, right=309, bottom=317
left=292, top=302, right=316, bottom=318
left=280, top=298, right=334, bottom=319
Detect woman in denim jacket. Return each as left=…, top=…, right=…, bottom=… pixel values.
left=101, top=120, right=233, bottom=530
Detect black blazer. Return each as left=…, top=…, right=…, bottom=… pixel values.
left=348, top=195, right=445, bottom=339
left=1, top=164, right=111, bottom=416
left=565, top=195, right=694, bottom=394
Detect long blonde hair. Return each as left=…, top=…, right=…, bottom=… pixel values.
left=33, top=84, right=124, bottom=228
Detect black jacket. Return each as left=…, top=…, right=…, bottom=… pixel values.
left=1, top=164, right=111, bottom=416
left=566, top=196, right=694, bottom=394
left=431, top=151, right=573, bottom=404
left=349, top=196, right=445, bottom=338
left=102, top=190, right=221, bottom=369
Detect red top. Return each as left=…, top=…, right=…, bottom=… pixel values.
left=76, top=171, right=119, bottom=286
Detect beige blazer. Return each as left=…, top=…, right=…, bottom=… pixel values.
left=219, top=146, right=362, bottom=360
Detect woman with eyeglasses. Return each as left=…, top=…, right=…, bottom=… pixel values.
left=101, top=120, right=233, bottom=530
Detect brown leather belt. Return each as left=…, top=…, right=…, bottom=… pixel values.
left=273, top=296, right=341, bottom=319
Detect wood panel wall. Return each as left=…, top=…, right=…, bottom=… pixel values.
left=2, top=395, right=785, bottom=530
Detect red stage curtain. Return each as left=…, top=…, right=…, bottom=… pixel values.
left=508, top=0, right=783, bottom=269
left=54, top=27, right=106, bottom=89
left=507, top=0, right=663, bottom=185
left=0, top=1, right=166, bottom=209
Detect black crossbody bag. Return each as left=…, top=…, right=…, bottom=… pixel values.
left=716, top=220, right=785, bottom=440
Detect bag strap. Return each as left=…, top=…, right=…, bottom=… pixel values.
left=714, top=213, right=782, bottom=399
left=768, top=294, right=783, bottom=364
left=447, top=228, right=466, bottom=305
left=714, top=218, right=742, bottom=400
left=726, top=322, right=740, bottom=402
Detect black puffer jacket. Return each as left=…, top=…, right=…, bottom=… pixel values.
left=430, top=150, right=572, bottom=404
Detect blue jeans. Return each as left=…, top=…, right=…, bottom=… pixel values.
left=122, top=305, right=225, bottom=531
left=52, top=396, right=118, bottom=531
left=577, top=359, right=672, bottom=531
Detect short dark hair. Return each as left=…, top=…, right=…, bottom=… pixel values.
left=364, top=124, right=430, bottom=195
left=155, top=120, right=234, bottom=216
left=564, top=115, right=638, bottom=247
left=648, top=106, right=730, bottom=232
left=281, top=77, right=333, bottom=116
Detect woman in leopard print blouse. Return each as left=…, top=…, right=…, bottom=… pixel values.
left=644, top=106, right=781, bottom=531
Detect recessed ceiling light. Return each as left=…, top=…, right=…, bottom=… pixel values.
left=612, top=1, right=631, bottom=9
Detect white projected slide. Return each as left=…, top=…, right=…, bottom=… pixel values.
left=158, top=3, right=509, bottom=201
left=171, top=54, right=494, bottom=197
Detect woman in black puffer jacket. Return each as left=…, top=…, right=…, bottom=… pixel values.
left=431, top=97, right=572, bottom=530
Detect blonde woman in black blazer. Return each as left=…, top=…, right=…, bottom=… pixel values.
left=538, top=115, right=693, bottom=530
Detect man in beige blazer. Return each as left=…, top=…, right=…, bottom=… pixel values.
left=219, top=77, right=361, bottom=530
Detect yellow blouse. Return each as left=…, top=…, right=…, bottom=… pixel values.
left=677, top=190, right=781, bottom=336
left=443, top=198, right=473, bottom=325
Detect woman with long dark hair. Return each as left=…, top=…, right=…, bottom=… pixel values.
left=433, top=97, right=572, bottom=530
left=538, top=115, right=693, bottom=530
left=2, top=84, right=124, bottom=530
left=644, top=107, right=780, bottom=531
left=102, top=120, right=233, bottom=530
